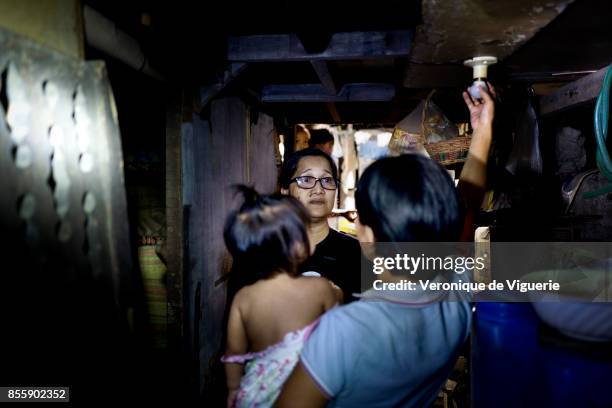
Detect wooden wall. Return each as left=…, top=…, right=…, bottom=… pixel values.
left=179, top=97, right=278, bottom=393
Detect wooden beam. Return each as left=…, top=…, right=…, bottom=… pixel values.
left=165, top=88, right=184, bottom=351
left=509, top=70, right=596, bottom=83
left=199, top=62, right=248, bottom=107
left=540, top=65, right=608, bottom=116
left=310, top=60, right=337, bottom=94
left=228, top=30, right=413, bottom=62
left=326, top=102, right=341, bottom=123
left=261, top=83, right=395, bottom=102
left=310, top=61, right=340, bottom=118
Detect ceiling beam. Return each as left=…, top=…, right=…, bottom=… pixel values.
left=508, top=70, right=597, bottom=83
left=540, top=65, right=608, bottom=116
left=310, top=60, right=341, bottom=122
left=310, top=60, right=337, bottom=94
left=261, top=83, right=395, bottom=102
left=326, top=102, right=342, bottom=123
left=200, top=62, right=248, bottom=107
left=228, top=30, right=413, bottom=62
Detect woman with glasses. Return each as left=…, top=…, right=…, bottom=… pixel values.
left=280, top=148, right=362, bottom=303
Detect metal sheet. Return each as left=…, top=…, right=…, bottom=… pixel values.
left=0, top=27, right=134, bottom=388
left=409, top=0, right=575, bottom=65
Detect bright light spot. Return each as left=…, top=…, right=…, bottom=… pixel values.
left=377, top=132, right=392, bottom=147
left=80, top=153, right=94, bottom=173
left=354, top=130, right=371, bottom=144
left=279, top=134, right=285, bottom=162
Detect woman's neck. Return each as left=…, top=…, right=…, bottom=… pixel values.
left=308, top=219, right=330, bottom=246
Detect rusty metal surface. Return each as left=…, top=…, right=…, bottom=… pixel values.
left=0, top=0, right=84, bottom=59
left=0, top=28, right=134, bottom=387
left=409, top=0, right=575, bottom=65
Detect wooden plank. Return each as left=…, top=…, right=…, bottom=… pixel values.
left=326, top=102, right=342, bottom=123
left=184, top=99, right=248, bottom=393
left=509, top=70, right=596, bottom=83
left=342, top=83, right=396, bottom=102
left=199, top=62, right=248, bottom=107
left=249, top=112, right=279, bottom=193
left=228, top=30, right=413, bottom=62
left=262, top=83, right=395, bottom=102
left=540, top=65, right=608, bottom=116
left=165, top=87, right=184, bottom=352
left=310, top=60, right=337, bottom=94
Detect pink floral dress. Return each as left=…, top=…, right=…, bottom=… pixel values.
left=221, top=320, right=319, bottom=407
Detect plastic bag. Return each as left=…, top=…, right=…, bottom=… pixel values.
left=505, top=91, right=543, bottom=175
left=421, top=92, right=459, bottom=143
left=388, top=127, right=423, bottom=156
left=556, top=126, right=585, bottom=176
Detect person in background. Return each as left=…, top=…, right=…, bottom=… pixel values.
left=280, top=148, right=362, bottom=302
left=294, top=125, right=311, bottom=151
left=221, top=186, right=339, bottom=407
left=308, top=128, right=335, bottom=156
left=275, top=85, right=495, bottom=407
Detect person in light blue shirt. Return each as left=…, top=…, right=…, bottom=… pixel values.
left=275, top=85, right=495, bottom=407
left=300, top=283, right=470, bottom=407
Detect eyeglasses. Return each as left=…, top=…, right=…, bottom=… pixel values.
left=290, top=176, right=338, bottom=190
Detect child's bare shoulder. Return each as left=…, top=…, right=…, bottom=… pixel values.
left=232, top=279, right=275, bottom=305
left=232, top=285, right=254, bottom=308
left=298, top=276, right=334, bottom=294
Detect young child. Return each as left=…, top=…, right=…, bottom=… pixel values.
left=222, top=186, right=339, bottom=407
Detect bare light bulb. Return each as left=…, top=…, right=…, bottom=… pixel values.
left=464, top=56, right=497, bottom=99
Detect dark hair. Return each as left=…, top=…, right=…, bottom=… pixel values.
left=279, top=148, right=338, bottom=189
left=355, top=154, right=461, bottom=242
left=224, top=185, right=310, bottom=281
left=308, top=128, right=334, bottom=146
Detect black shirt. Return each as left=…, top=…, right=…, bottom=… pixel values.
left=299, top=229, right=362, bottom=302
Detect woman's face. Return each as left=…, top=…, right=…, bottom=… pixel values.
left=287, top=156, right=336, bottom=221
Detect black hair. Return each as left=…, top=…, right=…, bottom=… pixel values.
left=223, top=185, right=310, bottom=282
left=355, top=154, right=462, bottom=242
left=279, top=148, right=338, bottom=189
left=308, top=128, right=334, bottom=146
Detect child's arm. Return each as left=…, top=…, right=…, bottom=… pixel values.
left=225, top=297, right=248, bottom=405
left=322, top=279, right=342, bottom=310
left=329, top=281, right=344, bottom=305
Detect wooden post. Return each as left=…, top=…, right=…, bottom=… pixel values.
left=165, top=87, right=184, bottom=352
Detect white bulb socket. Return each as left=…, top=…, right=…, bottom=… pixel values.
left=464, top=56, right=497, bottom=99
left=464, top=56, right=498, bottom=78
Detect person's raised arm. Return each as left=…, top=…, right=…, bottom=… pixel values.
left=224, top=296, right=248, bottom=407
left=457, top=84, right=496, bottom=239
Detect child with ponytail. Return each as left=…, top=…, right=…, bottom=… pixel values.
left=222, top=186, right=339, bottom=407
